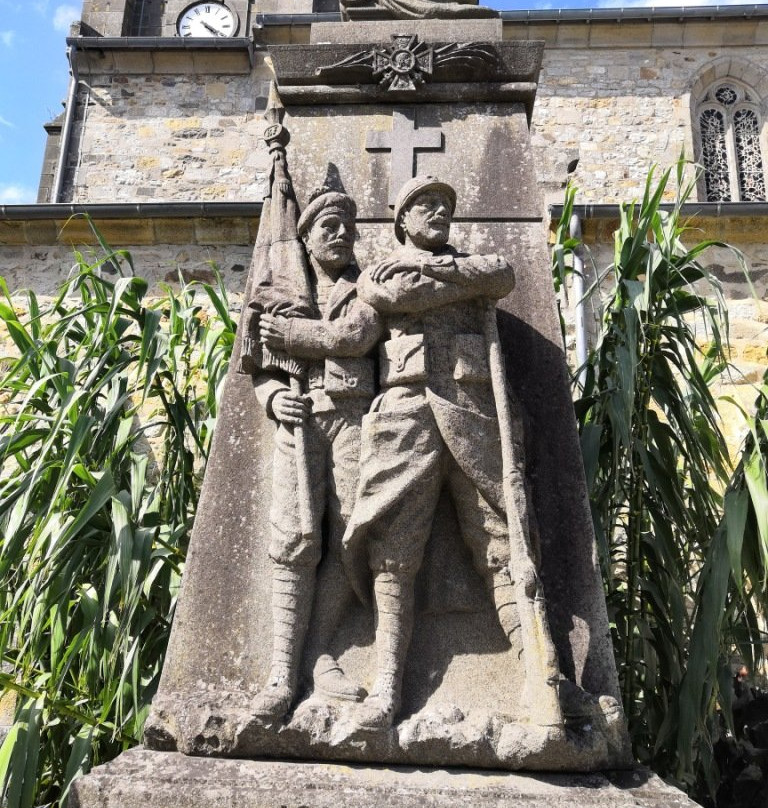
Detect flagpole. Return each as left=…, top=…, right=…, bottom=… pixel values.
left=247, top=83, right=318, bottom=542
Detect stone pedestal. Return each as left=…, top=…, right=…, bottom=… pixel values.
left=70, top=749, right=702, bottom=808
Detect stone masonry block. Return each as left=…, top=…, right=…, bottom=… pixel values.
left=593, top=22, right=653, bottom=48
left=0, top=221, right=26, bottom=246
left=194, top=217, right=252, bottom=245
left=554, top=24, right=590, bottom=47
left=191, top=50, right=252, bottom=75
left=69, top=749, right=703, bottom=808
left=93, top=219, right=157, bottom=246
left=153, top=219, right=197, bottom=245
left=503, top=23, right=546, bottom=43
left=650, top=22, right=685, bottom=47
left=754, top=21, right=768, bottom=45
left=22, top=221, right=59, bottom=246
left=112, top=50, right=155, bottom=75
left=151, top=51, right=197, bottom=75
left=683, top=21, right=727, bottom=47
left=713, top=58, right=734, bottom=80
left=76, top=48, right=117, bottom=76
left=55, top=218, right=98, bottom=245
left=723, top=21, right=758, bottom=46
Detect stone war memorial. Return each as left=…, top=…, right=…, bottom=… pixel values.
left=71, top=2, right=701, bottom=807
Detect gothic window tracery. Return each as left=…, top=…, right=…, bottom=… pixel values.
left=697, top=81, right=766, bottom=202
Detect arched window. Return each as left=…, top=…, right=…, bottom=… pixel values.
left=697, top=81, right=766, bottom=202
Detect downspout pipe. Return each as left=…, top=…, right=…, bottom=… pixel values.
left=570, top=212, right=588, bottom=389
left=51, top=42, right=79, bottom=204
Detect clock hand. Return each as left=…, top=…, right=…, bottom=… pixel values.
left=201, top=20, right=224, bottom=35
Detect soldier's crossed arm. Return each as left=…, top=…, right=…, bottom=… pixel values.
left=359, top=254, right=514, bottom=314
left=421, top=254, right=515, bottom=300
left=278, top=302, right=382, bottom=359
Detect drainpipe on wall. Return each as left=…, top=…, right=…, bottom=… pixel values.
left=136, top=0, right=147, bottom=34
left=569, top=211, right=588, bottom=390
left=51, top=42, right=78, bottom=204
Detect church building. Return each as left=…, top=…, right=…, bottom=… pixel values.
left=1, top=0, right=766, bottom=414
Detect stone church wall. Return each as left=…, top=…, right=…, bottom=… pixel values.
left=509, top=17, right=768, bottom=205
left=3, top=16, right=766, bottom=456
left=533, top=47, right=695, bottom=203
left=532, top=46, right=768, bottom=204
left=59, top=34, right=768, bottom=210
left=63, top=61, right=274, bottom=203
left=0, top=242, right=251, bottom=303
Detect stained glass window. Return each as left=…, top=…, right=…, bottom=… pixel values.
left=734, top=108, right=766, bottom=201
left=697, top=82, right=766, bottom=202
left=700, top=108, right=731, bottom=202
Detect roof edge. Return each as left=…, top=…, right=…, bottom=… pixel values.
left=550, top=201, right=768, bottom=221
left=1, top=202, right=263, bottom=220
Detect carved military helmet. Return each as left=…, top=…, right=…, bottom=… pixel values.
left=297, top=189, right=357, bottom=239
left=394, top=176, right=457, bottom=244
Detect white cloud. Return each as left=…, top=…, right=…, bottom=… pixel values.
left=52, top=4, right=79, bottom=32
left=0, top=29, right=14, bottom=46
left=0, top=115, right=14, bottom=128
left=0, top=184, right=37, bottom=205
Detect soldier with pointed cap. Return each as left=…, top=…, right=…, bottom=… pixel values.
left=252, top=186, right=382, bottom=719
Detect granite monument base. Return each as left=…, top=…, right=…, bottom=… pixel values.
left=69, top=749, right=702, bottom=808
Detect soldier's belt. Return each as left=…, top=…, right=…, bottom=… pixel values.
left=309, top=357, right=376, bottom=398
left=380, top=333, right=491, bottom=386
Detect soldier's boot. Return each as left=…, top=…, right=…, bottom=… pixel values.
left=313, top=654, right=366, bottom=701
left=253, top=563, right=314, bottom=721
left=357, top=571, right=414, bottom=730
left=307, top=556, right=366, bottom=701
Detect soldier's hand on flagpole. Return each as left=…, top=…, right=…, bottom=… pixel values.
left=260, top=312, right=290, bottom=350
left=271, top=390, right=311, bottom=425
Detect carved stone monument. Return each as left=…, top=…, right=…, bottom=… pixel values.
left=71, top=13, right=702, bottom=808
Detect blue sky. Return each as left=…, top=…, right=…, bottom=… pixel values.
left=0, top=0, right=79, bottom=204
left=0, top=0, right=761, bottom=205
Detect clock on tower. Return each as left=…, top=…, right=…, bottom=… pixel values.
left=176, top=1, right=239, bottom=36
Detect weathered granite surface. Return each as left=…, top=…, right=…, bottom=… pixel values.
left=69, top=749, right=702, bottom=808
left=131, top=28, right=631, bottom=770
left=283, top=102, right=542, bottom=218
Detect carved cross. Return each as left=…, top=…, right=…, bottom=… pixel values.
left=366, top=108, right=443, bottom=206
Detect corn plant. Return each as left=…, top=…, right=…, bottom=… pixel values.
left=0, top=229, right=235, bottom=808
left=681, top=369, right=768, bottom=798
left=553, top=161, right=766, bottom=796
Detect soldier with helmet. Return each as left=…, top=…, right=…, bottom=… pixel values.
left=342, top=176, right=530, bottom=729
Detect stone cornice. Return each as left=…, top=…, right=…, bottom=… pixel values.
left=549, top=201, right=768, bottom=244
left=66, top=8, right=768, bottom=59
left=68, top=36, right=257, bottom=73
left=0, top=203, right=262, bottom=247
left=550, top=201, right=768, bottom=219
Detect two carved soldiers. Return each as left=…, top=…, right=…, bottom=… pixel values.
left=244, top=170, right=562, bottom=732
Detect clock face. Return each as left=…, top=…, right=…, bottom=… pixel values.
left=177, top=2, right=238, bottom=37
